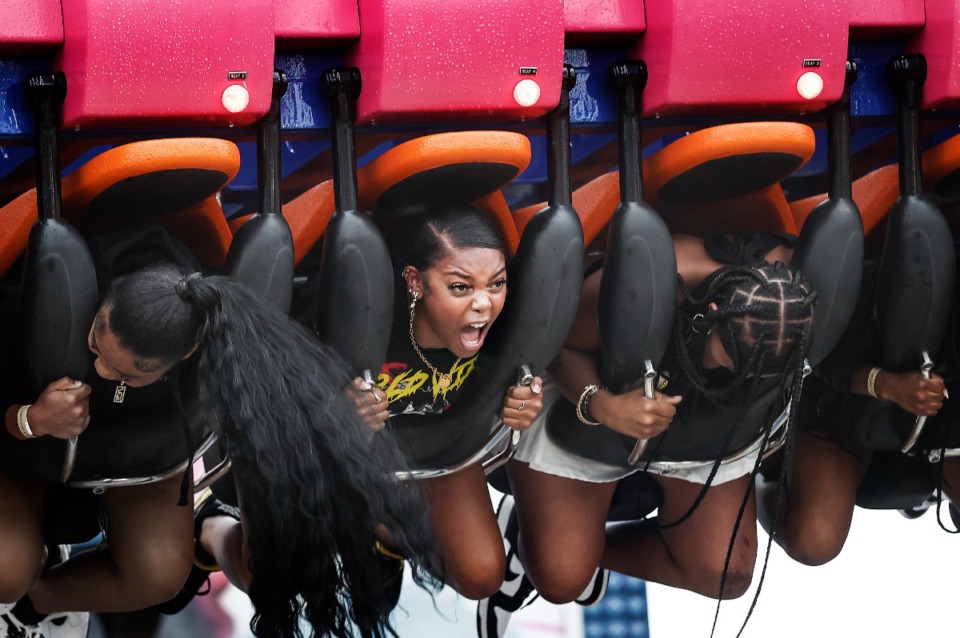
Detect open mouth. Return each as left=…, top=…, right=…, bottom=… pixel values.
left=460, top=321, right=489, bottom=352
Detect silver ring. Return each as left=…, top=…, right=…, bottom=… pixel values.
left=518, top=400, right=526, bottom=412
left=371, top=390, right=383, bottom=404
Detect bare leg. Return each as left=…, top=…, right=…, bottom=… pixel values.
left=29, top=473, right=193, bottom=612
left=603, top=473, right=757, bottom=599
left=199, top=510, right=252, bottom=593
left=419, top=463, right=505, bottom=600
left=0, top=474, right=46, bottom=603
left=939, top=457, right=960, bottom=505
left=759, top=431, right=868, bottom=566
left=506, top=460, right=616, bottom=604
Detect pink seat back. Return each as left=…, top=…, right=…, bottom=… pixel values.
left=53, top=0, right=275, bottom=129
left=632, top=0, right=848, bottom=116
left=275, top=0, right=360, bottom=50
left=0, top=0, right=62, bottom=54
left=909, top=0, right=960, bottom=109
left=345, top=0, right=565, bottom=124
left=564, top=0, right=645, bottom=44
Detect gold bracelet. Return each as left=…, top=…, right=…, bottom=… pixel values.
left=866, top=367, right=882, bottom=399
left=576, top=384, right=603, bottom=426
left=16, top=404, right=36, bottom=439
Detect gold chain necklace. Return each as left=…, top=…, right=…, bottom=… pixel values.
left=408, top=306, right=461, bottom=391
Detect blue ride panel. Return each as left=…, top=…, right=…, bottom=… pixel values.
left=566, top=47, right=625, bottom=126
left=582, top=573, right=649, bottom=638
left=849, top=40, right=902, bottom=118
left=276, top=52, right=340, bottom=132
left=0, top=56, right=47, bottom=138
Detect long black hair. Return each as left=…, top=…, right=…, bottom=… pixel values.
left=104, top=263, right=441, bottom=638
left=671, top=263, right=816, bottom=635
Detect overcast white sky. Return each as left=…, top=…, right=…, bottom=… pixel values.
left=166, top=489, right=959, bottom=638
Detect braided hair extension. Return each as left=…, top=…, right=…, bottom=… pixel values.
left=729, top=325, right=810, bottom=638
left=643, top=263, right=814, bottom=637
left=672, top=264, right=813, bottom=638
left=658, top=264, right=816, bottom=532
left=932, top=450, right=960, bottom=534
left=105, top=264, right=442, bottom=638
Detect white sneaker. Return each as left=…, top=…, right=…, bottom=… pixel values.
left=37, top=611, right=89, bottom=638
left=476, top=495, right=538, bottom=638
left=0, top=602, right=89, bottom=638
left=574, top=568, right=610, bottom=607
left=899, top=491, right=939, bottom=520
left=0, top=602, right=42, bottom=638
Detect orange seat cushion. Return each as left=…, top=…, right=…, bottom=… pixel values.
left=790, top=131, right=960, bottom=235
left=0, top=138, right=240, bottom=276
left=645, top=122, right=816, bottom=209
left=514, top=123, right=814, bottom=245
left=266, top=131, right=532, bottom=263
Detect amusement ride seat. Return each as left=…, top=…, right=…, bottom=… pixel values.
left=513, top=121, right=817, bottom=243
left=6, top=74, right=295, bottom=542
left=230, top=130, right=531, bottom=267
left=0, top=137, right=240, bottom=276
left=790, top=130, right=960, bottom=236
left=540, top=84, right=862, bottom=508
left=274, top=127, right=585, bottom=477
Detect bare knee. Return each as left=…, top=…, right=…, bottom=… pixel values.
left=684, top=561, right=754, bottom=600
left=525, top=551, right=598, bottom=605
left=780, top=519, right=847, bottom=567
left=0, top=548, right=43, bottom=603
left=685, top=545, right=757, bottom=600
left=0, top=571, right=34, bottom=605
left=446, top=551, right=505, bottom=600
left=115, top=537, right=194, bottom=606
left=714, top=565, right=753, bottom=599
left=530, top=570, right=594, bottom=605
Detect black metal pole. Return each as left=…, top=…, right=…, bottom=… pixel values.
left=26, top=72, right=67, bottom=221
left=610, top=61, right=648, bottom=205
left=546, top=64, right=575, bottom=208
left=889, top=54, right=926, bottom=198
left=323, top=67, right=362, bottom=213
left=257, top=71, right=288, bottom=216
left=827, top=61, right=857, bottom=200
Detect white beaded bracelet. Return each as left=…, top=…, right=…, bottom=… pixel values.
left=17, top=404, right=36, bottom=439
left=866, top=367, right=882, bottom=399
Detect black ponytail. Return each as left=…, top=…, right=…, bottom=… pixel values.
left=109, top=264, right=442, bottom=638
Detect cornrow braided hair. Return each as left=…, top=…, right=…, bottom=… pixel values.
left=675, top=262, right=816, bottom=636
left=658, top=264, right=815, bottom=521
left=655, top=263, right=816, bottom=637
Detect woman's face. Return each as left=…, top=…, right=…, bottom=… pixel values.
left=87, top=307, right=176, bottom=387
left=406, top=247, right=507, bottom=358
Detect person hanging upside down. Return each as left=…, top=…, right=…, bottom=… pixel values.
left=185, top=203, right=544, bottom=617
left=0, top=243, right=440, bottom=638
left=479, top=231, right=815, bottom=638
left=375, top=204, right=545, bottom=600
left=758, top=260, right=953, bottom=566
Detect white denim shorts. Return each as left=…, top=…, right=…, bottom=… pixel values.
left=513, top=378, right=765, bottom=486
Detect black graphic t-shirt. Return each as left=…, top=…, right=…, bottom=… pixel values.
left=378, top=326, right=480, bottom=419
